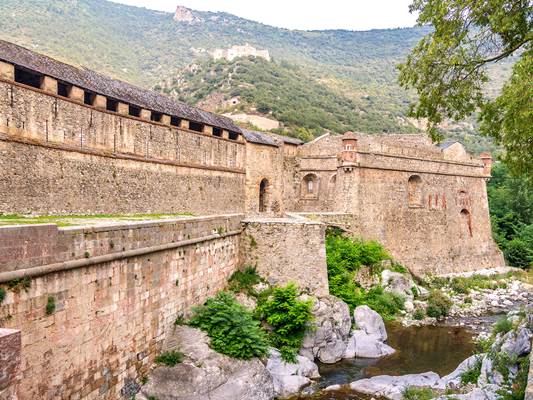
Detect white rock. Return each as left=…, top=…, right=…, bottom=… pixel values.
left=354, top=305, right=388, bottom=341
left=266, top=349, right=319, bottom=398
left=350, top=330, right=396, bottom=358
left=349, top=372, right=440, bottom=400
left=434, top=353, right=484, bottom=389
left=404, top=301, right=415, bottom=313
left=324, top=384, right=342, bottom=391
left=382, top=270, right=416, bottom=300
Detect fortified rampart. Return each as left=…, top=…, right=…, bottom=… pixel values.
left=0, top=216, right=242, bottom=399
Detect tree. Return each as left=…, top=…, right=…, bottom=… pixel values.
left=398, top=0, right=532, bottom=175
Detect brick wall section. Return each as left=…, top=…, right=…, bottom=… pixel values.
left=0, top=216, right=243, bottom=400
left=0, top=329, right=21, bottom=400
left=242, top=217, right=329, bottom=296
left=0, top=80, right=245, bottom=215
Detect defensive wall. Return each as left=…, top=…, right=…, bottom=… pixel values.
left=0, top=215, right=243, bottom=399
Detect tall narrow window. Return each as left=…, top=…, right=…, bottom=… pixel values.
left=407, top=175, right=423, bottom=207
left=259, top=178, right=268, bottom=212
left=301, top=174, right=319, bottom=198
left=460, top=209, right=473, bottom=238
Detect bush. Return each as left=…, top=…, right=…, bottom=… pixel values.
left=189, top=292, right=269, bottom=360
left=493, top=316, right=513, bottom=335
left=155, top=350, right=183, bottom=366
left=364, top=286, right=405, bottom=320
left=0, top=287, right=5, bottom=304
left=460, top=358, right=482, bottom=385
left=426, top=290, right=452, bottom=319
left=255, top=284, right=313, bottom=363
left=228, top=266, right=262, bottom=296
left=403, top=386, right=435, bottom=400
left=450, top=278, right=470, bottom=294
left=413, top=307, right=425, bottom=320
left=45, top=296, right=56, bottom=315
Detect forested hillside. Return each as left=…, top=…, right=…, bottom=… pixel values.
left=0, top=0, right=509, bottom=151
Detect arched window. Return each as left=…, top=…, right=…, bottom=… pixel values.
left=407, top=175, right=423, bottom=207
left=259, top=178, right=268, bottom=212
left=460, top=209, right=473, bottom=238
left=301, top=174, right=319, bottom=198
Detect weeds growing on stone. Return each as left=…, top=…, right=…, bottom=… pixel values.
left=7, top=277, right=31, bottom=293
left=227, top=266, right=263, bottom=297
left=460, top=357, right=482, bottom=385
left=0, top=287, right=5, bottom=304
left=402, top=386, right=435, bottom=400
left=413, top=307, right=425, bottom=320
left=154, top=350, right=184, bottom=366
left=493, top=316, right=513, bottom=335
left=45, top=296, right=56, bottom=315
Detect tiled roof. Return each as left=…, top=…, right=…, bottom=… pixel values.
left=241, top=129, right=279, bottom=147
left=438, top=141, right=458, bottom=150
left=0, top=40, right=242, bottom=133
left=267, top=132, right=304, bottom=145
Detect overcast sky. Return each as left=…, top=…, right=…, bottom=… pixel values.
left=112, top=0, right=419, bottom=31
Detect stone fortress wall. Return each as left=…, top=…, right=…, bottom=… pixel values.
left=0, top=40, right=505, bottom=399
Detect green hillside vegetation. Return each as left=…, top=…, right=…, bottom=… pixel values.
left=0, top=0, right=510, bottom=150
left=157, top=58, right=417, bottom=139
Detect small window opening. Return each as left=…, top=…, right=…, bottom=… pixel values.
left=129, top=105, right=141, bottom=117
left=84, top=91, right=96, bottom=106
left=151, top=112, right=162, bottom=122
left=460, top=209, right=473, bottom=238
left=301, top=174, right=319, bottom=197
left=57, top=81, right=70, bottom=97
left=170, top=116, right=181, bottom=127
left=407, top=175, right=423, bottom=207
left=14, top=67, right=43, bottom=89
left=213, top=127, right=223, bottom=137
left=189, top=121, right=204, bottom=132
left=228, top=131, right=239, bottom=140
left=259, top=178, right=269, bottom=212
left=106, top=98, right=118, bottom=112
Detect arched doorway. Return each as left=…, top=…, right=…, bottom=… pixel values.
left=259, top=179, right=268, bottom=212
left=407, top=175, right=423, bottom=207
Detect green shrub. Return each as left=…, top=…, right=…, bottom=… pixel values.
left=496, top=356, right=529, bottom=400
left=475, top=336, right=495, bottom=353
left=364, top=286, right=405, bottom=320
left=189, top=292, right=269, bottom=360
left=426, top=290, right=452, bottom=319
left=7, top=277, right=31, bottom=293
left=0, top=287, right=5, bottom=304
left=228, top=266, right=262, bottom=296
left=493, top=316, right=513, bottom=335
left=174, top=314, right=186, bottom=325
left=450, top=278, right=470, bottom=294
left=391, top=263, right=408, bottom=274
left=45, top=296, right=56, bottom=315
left=255, top=284, right=313, bottom=363
left=464, top=296, right=473, bottom=304
left=403, top=386, right=435, bottom=400
left=413, top=307, right=425, bottom=320
left=155, top=350, right=183, bottom=366
left=460, top=358, right=482, bottom=385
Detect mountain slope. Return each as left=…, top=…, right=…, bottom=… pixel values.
left=158, top=57, right=417, bottom=138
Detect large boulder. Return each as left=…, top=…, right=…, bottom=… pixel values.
left=344, top=330, right=395, bottom=358
left=434, top=354, right=484, bottom=389
left=353, top=305, right=387, bottom=341
left=139, top=326, right=274, bottom=400
left=349, top=372, right=440, bottom=400
left=300, top=295, right=352, bottom=364
left=266, top=349, right=319, bottom=398
left=381, top=270, right=416, bottom=301
left=500, top=326, right=532, bottom=358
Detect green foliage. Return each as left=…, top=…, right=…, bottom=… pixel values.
left=45, top=296, right=56, bottom=315
left=255, top=284, right=313, bottom=363
left=475, top=336, right=495, bottom=354
left=7, top=277, right=31, bottom=293
left=403, top=386, right=436, bottom=400
left=189, top=292, right=269, bottom=360
left=227, top=266, right=263, bottom=297
left=390, top=263, right=408, bottom=274
left=488, top=163, right=532, bottom=269
left=0, top=287, right=5, bottom=304
left=174, top=314, right=186, bottom=326
left=493, top=316, right=513, bottom=335
left=460, top=358, right=482, bottom=385
left=398, top=0, right=531, bottom=174
left=426, top=290, right=452, bottom=319
left=154, top=350, right=183, bottom=366
left=496, top=356, right=529, bottom=400
left=413, top=307, right=425, bottom=320
left=325, top=232, right=404, bottom=319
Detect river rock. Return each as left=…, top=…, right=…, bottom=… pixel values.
left=349, top=372, right=440, bottom=400
left=435, top=384, right=500, bottom=400
left=382, top=269, right=416, bottom=300
left=139, top=326, right=274, bottom=400
left=300, top=295, right=351, bottom=364
left=266, top=349, right=319, bottom=398
left=354, top=305, right=387, bottom=341
left=344, top=330, right=396, bottom=358
left=500, top=326, right=532, bottom=357
left=434, top=354, right=484, bottom=389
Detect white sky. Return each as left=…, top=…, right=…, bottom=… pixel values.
left=112, top=0, right=419, bottom=31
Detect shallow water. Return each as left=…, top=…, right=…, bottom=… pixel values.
left=288, top=323, right=475, bottom=400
